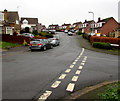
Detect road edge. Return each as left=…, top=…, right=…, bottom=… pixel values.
left=63, top=80, right=118, bottom=101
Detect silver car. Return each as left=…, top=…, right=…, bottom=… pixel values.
left=29, top=39, right=53, bottom=51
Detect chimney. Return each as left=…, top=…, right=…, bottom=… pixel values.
left=85, top=20, right=87, bottom=23
left=4, top=9, right=8, bottom=21
left=98, top=17, right=101, bottom=22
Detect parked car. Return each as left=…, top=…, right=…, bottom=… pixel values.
left=64, top=30, right=68, bottom=33
left=68, top=31, right=74, bottom=36
left=18, top=33, right=34, bottom=39
left=29, top=39, right=53, bottom=51
left=49, top=38, right=60, bottom=46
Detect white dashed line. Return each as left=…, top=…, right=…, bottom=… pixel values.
left=75, top=59, right=78, bottom=62
left=81, top=63, right=85, bottom=65
left=75, top=70, right=81, bottom=74
left=76, top=57, right=80, bottom=60
left=72, top=61, right=76, bottom=65
left=38, top=90, right=52, bottom=101
left=78, top=66, right=83, bottom=69
left=51, top=81, right=61, bottom=88
left=82, top=60, right=86, bottom=63
left=66, top=83, right=75, bottom=92
left=65, top=69, right=71, bottom=73
left=72, top=76, right=79, bottom=82
left=58, top=74, right=67, bottom=80
left=70, top=65, right=74, bottom=68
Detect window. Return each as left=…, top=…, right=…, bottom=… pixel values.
left=0, top=12, right=4, bottom=21
left=6, top=27, right=13, bottom=35
left=16, top=20, right=19, bottom=24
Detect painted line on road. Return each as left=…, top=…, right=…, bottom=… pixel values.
left=74, top=59, right=78, bottom=62
left=81, top=63, right=85, bottom=66
left=79, top=48, right=84, bottom=56
left=72, top=61, right=77, bottom=65
left=38, top=90, right=52, bottom=101
left=78, top=66, right=83, bottom=69
left=75, top=70, right=81, bottom=75
left=65, top=69, right=71, bottom=73
left=51, top=81, right=61, bottom=88
left=66, top=83, right=75, bottom=92
left=82, top=60, right=86, bottom=63
left=58, top=74, right=67, bottom=80
left=70, top=65, right=74, bottom=68
left=72, top=76, right=79, bottom=82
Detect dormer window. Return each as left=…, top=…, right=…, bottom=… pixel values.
left=23, top=19, right=28, bottom=24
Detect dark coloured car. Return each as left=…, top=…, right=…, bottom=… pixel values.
left=29, top=39, right=53, bottom=51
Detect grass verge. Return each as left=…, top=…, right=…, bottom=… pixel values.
left=0, top=41, right=23, bottom=49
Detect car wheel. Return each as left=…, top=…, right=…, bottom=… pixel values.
left=43, top=46, right=47, bottom=51
left=50, top=45, right=53, bottom=49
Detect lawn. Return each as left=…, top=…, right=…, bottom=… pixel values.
left=0, top=41, right=22, bottom=49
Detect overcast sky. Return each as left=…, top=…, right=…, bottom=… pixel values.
left=0, top=0, right=119, bottom=27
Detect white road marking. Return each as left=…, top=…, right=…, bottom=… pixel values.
left=72, top=76, right=79, bottom=82
left=82, top=60, right=86, bottom=63
left=66, top=83, right=75, bottom=92
left=75, top=59, right=78, bottom=62
left=80, top=48, right=84, bottom=56
left=70, top=65, right=74, bottom=68
left=73, top=61, right=76, bottom=65
left=51, top=81, right=61, bottom=88
left=76, top=57, right=80, bottom=60
left=75, top=70, right=81, bottom=74
left=58, top=74, right=67, bottom=80
left=81, top=63, right=85, bottom=65
left=38, top=90, right=52, bottom=101
left=78, top=66, right=83, bottom=69
left=65, top=69, right=71, bottom=73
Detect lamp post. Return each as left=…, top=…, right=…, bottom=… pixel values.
left=88, top=11, right=94, bottom=33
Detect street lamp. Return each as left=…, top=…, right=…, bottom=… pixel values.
left=88, top=11, right=94, bottom=33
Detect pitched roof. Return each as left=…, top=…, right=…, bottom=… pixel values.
left=97, top=17, right=113, bottom=23
left=73, top=22, right=82, bottom=25
left=49, top=24, right=59, bottom=27
left=62, top=23, right=71, bottom=26
left=8, top=12, right=19, bottom=23
left=21, top=17, right=38, bottom=24
left=83, top=20, right=94, bottom=24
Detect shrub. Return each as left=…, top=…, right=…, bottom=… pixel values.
left=90, top=36, right=120, bottom=46
left=76, top=31, right=83, bottom=35
left=92, top=42, right=111, bottom=49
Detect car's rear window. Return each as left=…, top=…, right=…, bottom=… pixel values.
left=30, top=40, right=43, bottom=44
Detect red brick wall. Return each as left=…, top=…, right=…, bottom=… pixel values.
left=100, top=18, right=119, bottom=36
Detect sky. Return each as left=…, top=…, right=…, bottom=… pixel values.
left=0, top=0, right=119, bottom=27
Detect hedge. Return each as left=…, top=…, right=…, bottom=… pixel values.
left=90, top=36, right=120, bottom=46
left=1, top=34, right=30, bottom=44
left=92, top=42, right=111, bottom=49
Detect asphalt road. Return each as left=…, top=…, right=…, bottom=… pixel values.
left=2, top=32, right=118, bottom=101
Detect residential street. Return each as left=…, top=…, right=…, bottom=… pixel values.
left=2, top=32, right=118, bottom=100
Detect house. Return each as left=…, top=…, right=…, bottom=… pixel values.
left=36, top=23, right=46, bottom=32
left=61, top=23, right=71, bottom=31
left=80, top=20, right=95, bottom=33
left=94, top=17, right=119, bottom=36
left=48, top=24, right=59, bottom=31
left=21, top=17, right=38, bottom=32
left=0, top=9, right=20, bottom=35
left=73, top=22, right=82, bottom=31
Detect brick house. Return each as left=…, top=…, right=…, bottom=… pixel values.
left=0, top=9, right=20, bottom=35
left=61, top=23, right=71, bottom=31
left=48, top=24, right=59, bottom=31
left=94, top=17, right=119, bottom=36
left=73, top=22, right=82, bottom=31
left=21, top=17, right=38, bottom=32
left=80, top=20, right=94, bottom=33
left=36, top=23, right=46, bottom=32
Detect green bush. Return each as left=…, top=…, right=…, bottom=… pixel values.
left=98, top=82, right=120, bottom=100
left=76, top=31, right=83, bottom=35
left=92, top=42, right=111, bottom=49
